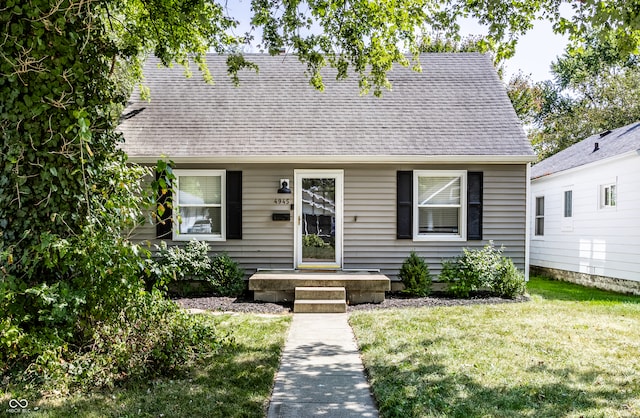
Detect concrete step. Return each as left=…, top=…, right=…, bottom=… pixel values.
left=294, top=299, right=347, bottom=313
left=295, top=286, right=346, bottom=301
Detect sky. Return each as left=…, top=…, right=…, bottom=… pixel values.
left=461, top=18, right=569, bottom=83
left=224, top=1, right=570, bottom=83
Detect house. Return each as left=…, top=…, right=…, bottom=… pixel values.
left=530, top=121, right=640, bottom=295
left=119, top=53, right=535, bottom=296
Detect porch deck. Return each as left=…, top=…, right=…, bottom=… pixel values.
left=248, top=271, right=391, bottom=305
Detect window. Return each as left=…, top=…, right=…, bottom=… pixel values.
left=535, top=196, right=544, bottom=236
left=563, top=190, right=573, bottom=218
left=414, top=170, right=466, bottom=240
left=173, top=170, right=226, bottom=241
left=601, top=183, right=616, bottom=208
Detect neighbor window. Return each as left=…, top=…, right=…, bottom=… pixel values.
left=600, top=183, right=616, bottom=208
left=173, top=169, right=226, bottom=241
left=414, top=170, right=466, bottom=240
left=535, top=196, right=544, bottom=236
left=563, top=190, right=573, bottom=218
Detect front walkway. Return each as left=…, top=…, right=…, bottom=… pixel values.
left=267, top=313, right=379, bottom=417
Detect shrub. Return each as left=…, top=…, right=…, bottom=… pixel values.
left=399, top=251, right=432, bottom=296
left=439, top=258, right=477, bottom=298
left=149, top=242, right=245, bottom=297
left=151, top=240, right=212, bottom=287
left=1, top=228, right=228, bottom=391
left=491, top=257, right=527, bottom=298
left=210, top=253, right=246, bottom=297
left=17, top=292, right=226, bottom=391
left=439, top=242, right=525, bottom=298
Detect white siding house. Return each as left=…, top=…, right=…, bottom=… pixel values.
left=530, top=122, right=640, bottom=294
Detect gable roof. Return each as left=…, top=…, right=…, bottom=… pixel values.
left=118, top=53, right=534, bottom=163
left=531, top=121, right=640, bottom=179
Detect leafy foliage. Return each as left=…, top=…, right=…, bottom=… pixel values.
left=12, top=292, right=225, bottom=392
left=399, top=251, right=432, bottom=296
left=0, top=0, right=235, bottom=387
left=210, top=254, right=246, bottom=297
left=152, top=240, right=213, bottom=286
left=1, top=0, right=637, bottom=393
left=439, top=242, right=525, bottom=298
left=303, top=234, right=331, bottom=248
left=150, top=241, right=245, bottom=297
left=507, top=33, right=640, bottom=160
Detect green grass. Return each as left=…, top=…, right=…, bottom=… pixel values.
left=1, top=314, right=290, bottom=418
left=350, top=276, right=640, bottom=418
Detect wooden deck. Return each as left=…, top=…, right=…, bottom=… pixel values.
left=248, top=271, right=391, bottom=304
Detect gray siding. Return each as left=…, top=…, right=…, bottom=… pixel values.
left=133, top=163, right=528, bottom=280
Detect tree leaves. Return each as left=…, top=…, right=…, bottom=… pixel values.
left=507, top=37, right=640, bottom=160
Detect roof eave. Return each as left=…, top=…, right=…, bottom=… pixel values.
left=531, top=148, right=640, bottom=180
left=125, top=154, right=538, bottom=165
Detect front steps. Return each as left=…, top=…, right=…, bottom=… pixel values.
left=249, top=271, right=391, bottom=305
left=293, top=286, right=347, bottom=313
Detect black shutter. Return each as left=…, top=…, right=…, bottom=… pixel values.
left=226, top=171, right=242, bottom=239
left=397, top=171, right=413, bottom=239
left=467, top=171, right=483, bottom=240
left=155, top=171, right=173, bottom=239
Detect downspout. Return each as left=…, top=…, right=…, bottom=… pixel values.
left=524, top=162, right=531, bottom=281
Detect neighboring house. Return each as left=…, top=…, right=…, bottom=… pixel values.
left=530, top=121, right=640, bottom=294
left=119, top=53, right=535, bottom=282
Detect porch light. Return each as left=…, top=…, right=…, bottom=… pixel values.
left=278, top=179, right=291, bottom=194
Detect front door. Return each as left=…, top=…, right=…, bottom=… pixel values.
left=295, top=170, right=343, bottom=269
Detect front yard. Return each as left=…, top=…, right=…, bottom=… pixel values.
left=1, top=315, right=290, bottom=417
left=3, top=277, right=639, bottom=417
left=350, top=276, right=640, bottom=417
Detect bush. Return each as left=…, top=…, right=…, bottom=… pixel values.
left=491, top=257, right=527, bottom=297
left=399, top=251, right=432, bottom=296
left=150, top=242, right=245, bottom=297
left=210, top=253, right=245, bottom=297
left=151, top=240, right=212, bottom=288
left=16, top=292, right=226, bottom=391
left=0, top=158, right=228, bottom=391
left=1, top=229, right=227, bottom=391
left=439, top=258, right=477, bottom=298
left=439, top=242, right=526, bottom=298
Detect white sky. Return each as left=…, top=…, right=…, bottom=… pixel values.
left=225, top=1, right=570, bottom=83
left=460, top=17, right=569, bottom=83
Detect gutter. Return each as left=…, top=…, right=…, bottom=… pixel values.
left=125, top=154, right=538, bottom=165
left=531, top=148, right=640, bottom=181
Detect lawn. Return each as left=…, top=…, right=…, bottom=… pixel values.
left=350, top=276, right=640, bottom=418
left=1, top=314, right=291, bottom=418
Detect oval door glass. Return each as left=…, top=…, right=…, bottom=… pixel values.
left=301, top=178, right=336, bottom=263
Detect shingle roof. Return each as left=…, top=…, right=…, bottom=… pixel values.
left=118, top=53, right=534, bottom=162
left=530, top=121, right=640, bottom=179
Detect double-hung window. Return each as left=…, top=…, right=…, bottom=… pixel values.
left=600, top=183, right=616, bottom=208
left=414, top=170, right=466, bottom=240
left=173, top=169, right=226, bottom=241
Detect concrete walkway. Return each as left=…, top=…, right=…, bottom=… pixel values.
left=267, top=313, right=379, bottom=418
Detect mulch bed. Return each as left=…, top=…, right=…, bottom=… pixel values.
left=174, top=292, right=529, bottom=314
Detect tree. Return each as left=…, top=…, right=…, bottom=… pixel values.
left=507, top=33, right=640, bottom=159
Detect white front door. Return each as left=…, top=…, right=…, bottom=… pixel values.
left=295, top=170, right=343, bottom=269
